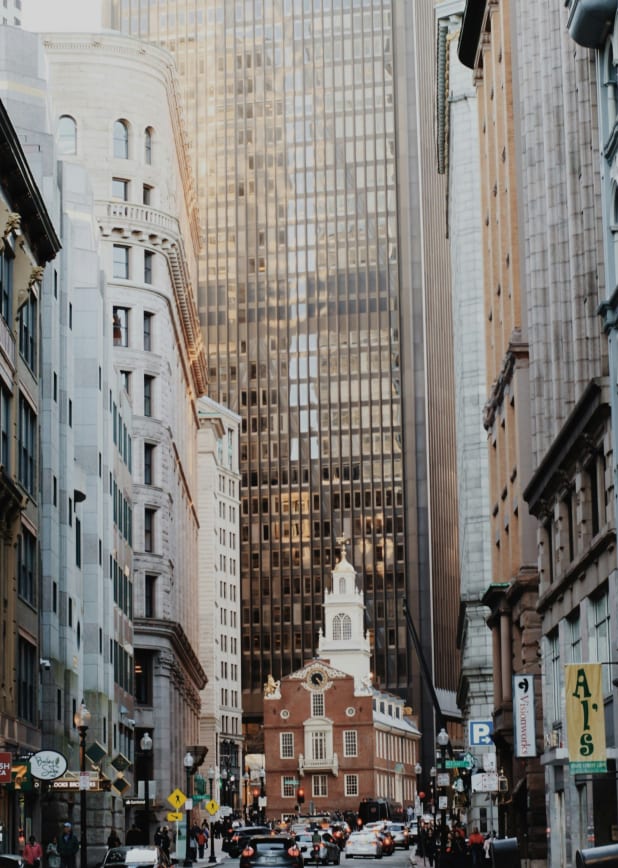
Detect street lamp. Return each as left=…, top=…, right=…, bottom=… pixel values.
left=436, top=728, right=450, bottom=857
left=207, top=766, right=216, bottom=865
left=140, top=732, right=153, bottom=844
left=73, top=700, right=91, bottom=868
left=243, top=772, right=249, bottom=822
left=229, top=775, right=236, bottom=811
left=183, top=752, right=194, bottom=868
left=221, top=768, right=228, bottom=806
left=259, top=768, right=266, bottom=824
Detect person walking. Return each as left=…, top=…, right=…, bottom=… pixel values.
left=468, top=828, right=484, bottom=868
left=106, top=830, right=121, bottom=850
left=24, top=835, right=43, bottom=868
left=46, top=837, right=61, bottom=868
left=58, top=824, right=79, bottom=868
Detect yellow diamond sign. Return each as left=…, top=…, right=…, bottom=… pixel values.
left=167, top=812, right=183, bottom=823
left=167, top=788, right=187, bottom=809
left=205, top=799, right=219, bottom=816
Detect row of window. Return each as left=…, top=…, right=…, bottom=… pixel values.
left=280, top=773, right=359, bottom=798
left=113, top=245, right=155, bottom=284
left=113, top=306, right=154, bottom=350
left=58, top=115, right=155, bottom=164
left=280, top=729, right=358, bottom=759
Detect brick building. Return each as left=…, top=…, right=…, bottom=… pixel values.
left=262, top=549, right=420, bottom=820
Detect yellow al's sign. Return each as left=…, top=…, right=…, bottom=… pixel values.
left=565, top=663, right=607, bottom=774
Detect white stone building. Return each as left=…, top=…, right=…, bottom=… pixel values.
left=196, top=396, right=242, bottom=809
left=42, top=30, right=208, bottom=833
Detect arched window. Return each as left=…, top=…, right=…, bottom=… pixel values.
left=333, top=613, right=352, bottom=640
left=144, top=127, right=153, bottom=164
left=113, top=119, right=129, bottom=159
left=57, top=115, right=77, bottom=155
left=338, top=576, right=346, bottom=594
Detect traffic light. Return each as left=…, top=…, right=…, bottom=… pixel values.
left=253, top=786, right=260, bottom=809
left=297, top=787, right=305, bottom=804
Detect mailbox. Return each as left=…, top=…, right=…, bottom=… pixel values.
left=576, top=844, right=618, bottom=867
left=491, top=837, right=520, bottom=868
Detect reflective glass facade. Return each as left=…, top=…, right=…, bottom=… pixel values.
left=105, top=0, right=448, bottom=723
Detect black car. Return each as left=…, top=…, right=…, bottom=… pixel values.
left=224, top=826, right=273, bottom=858
left=295, top=833, right=340, bottom=865
left=239, top=836, right=303, bottom=868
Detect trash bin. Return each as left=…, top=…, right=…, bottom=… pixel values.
left=491, top=837, right=520, bottom=868
left=576, top=844, right=618, bottom=867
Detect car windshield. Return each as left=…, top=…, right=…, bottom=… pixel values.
left=104, top=848, right=158, bottom=868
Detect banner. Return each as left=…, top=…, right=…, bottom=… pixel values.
left=513, top=675, right=537, bottom=757
left=565, top=663, right=607, bottom=774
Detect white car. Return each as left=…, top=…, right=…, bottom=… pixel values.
left=345, top=832, right=383, bottom=860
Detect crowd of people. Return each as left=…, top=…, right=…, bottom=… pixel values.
left=414, top=819, right=496, bottom=867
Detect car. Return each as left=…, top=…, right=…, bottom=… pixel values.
left=362, top=826, right=393, bottom=857
left=295, top=833, right=340, bottom=865
left=344, top=832, right=383, bottom=860
left=224, top=826, right=273, bottom=858
left=386, top=824, right=409, bottom=850
left=240, top=836, right=304, bottom=868
left=0, top=855, right=25, bottom=868
left=100, top=846, right=161, bottom=868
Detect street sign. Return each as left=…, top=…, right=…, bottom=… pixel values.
left=205, top=800, right=219, bottom=816
left=168, top=788, right=187, bottom=809
left=445, top=760, right=469, bottom=769
left=436, top=773, right=450, bottom=788
left=167, top=812, right=183, bottom=823
left=462, top=752, right=476, bottom=768
left=471, top=772, right=498, bottom=793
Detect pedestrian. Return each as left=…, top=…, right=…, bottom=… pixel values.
left=46, top=837, right=61, bottom=868
left=468, top=827, right=484, bottom=868
left=107, top=829, right=121, bottom=850
left=58, top=823, right=79, bottom=868
left=24, top=835, right=43, bottom=868
left=196, top=826, right=207, bottom=859
left=126, top=825, right=142, bottom=845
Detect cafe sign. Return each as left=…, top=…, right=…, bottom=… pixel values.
left=30, top=751, right=68, bottom=781
left=565, top=663, right=607, bottom=774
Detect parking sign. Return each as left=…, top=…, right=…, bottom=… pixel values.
left=469, top=720, right=493, bottom=746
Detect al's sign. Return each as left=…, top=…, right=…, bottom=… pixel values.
left=513, top=675, right=536, bottom=758
left=565, top=663, right=607, bottom=774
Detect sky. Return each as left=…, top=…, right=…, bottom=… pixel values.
left=22, top=0, right=102, bottom=32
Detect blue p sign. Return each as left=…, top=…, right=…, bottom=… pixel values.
left=469, top=720, right=493, bottom=746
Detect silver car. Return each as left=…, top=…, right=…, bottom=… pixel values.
left=344, top=833, right=383, bottom=860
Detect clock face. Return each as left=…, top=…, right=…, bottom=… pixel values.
left=306, top=666, right=328, bottom=689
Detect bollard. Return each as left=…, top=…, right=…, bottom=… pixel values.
left=491, top=837, right=520, bottom=868
left=576, top=844, right=618, bottom=867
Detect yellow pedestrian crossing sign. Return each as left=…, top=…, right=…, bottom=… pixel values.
left=205, top=799, right=219, bottom=816
left=167, top=812, right=183, bottom=823
left=167, top=788, right=187, bottom=809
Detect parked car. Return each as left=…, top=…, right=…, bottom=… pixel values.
left=240, top=836, right=304, bottom=868
left=224, top=826, right=272, bottom=858
left=344, top=832, right=383, bottom=860
left=0, top=855, right=25, bottom=868
left=296, top=833, right=340, bottom=866
left=100, top=846, right=160, bottom=868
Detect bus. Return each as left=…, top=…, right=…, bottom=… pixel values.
left=358, top=798, right=404, bottom=825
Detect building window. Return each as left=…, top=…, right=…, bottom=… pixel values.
left=312, top=774, right=328, bottom=797
left=311, top=692, right=324, bottom=717
left=113, top=306, right=129, bottom=346
left=344, top=775, right=359, bottom=797
left=112, top=178, right=129, bottom=200
left=18, top=526, right=36, bottom=605
left=144, top=375, right=154, bottom=417
left=144, top=507, right=155, bottom=552
left=113, top=119, right=129, bottom=158
left=57, top=114, right=77, bottom=155
left=18, top=395, right=36, bottom=495
left=0, top=242, right=14, bottom=324
left=134, top=650, right=152, bottom=705
left=547, top=630, right=561, bottom=726
left=18, top=636, right=36, bottom=723
left=311, top=730, right=327, bottom=761
left=589, top=591, right=612, bottom=695
left=144, top=127, right=153, bottom=164
left=1, top=386, right=10, bottom=470
left=333, top=613, right=352, bottom=640
left=280, top=732, right=294, bottom=759
left=282, top=776, right=296, bottom=797
left=144, top=251, right=154, bottom=284
left=120, top=370, right=131, bottom=394
left=145, top=573, right=157, bottom=618
left=113, top=245, right=129, bottom=279
left=143, top=312, right=153, bottom=350
left=143, top=184, right=153, bottom=205
left=144, top=443, right=154, bottom=485
left=568, top=612, right=582, bottom=663
left=343, top=730, right=358, bottom=757
left=19, top=293, right=37, bottom=371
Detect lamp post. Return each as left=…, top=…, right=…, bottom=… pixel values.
left=229, top=775, right=236, bottom=811
left=436, top=728, right=449, bottom=862
left=221, top=768, right=228, bottom=807
left=243, top=772, right=249, bottom=822
left=259, top=768, right=266, bottom=824
left=208, top=766, right=216, bottom=865
left=183, top=751, right=194, bottom=868
left=140, top=732, right=153, bottom=844
left=73, top=700, right=91, bottom=868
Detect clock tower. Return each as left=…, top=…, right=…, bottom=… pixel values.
left=318, top=541, right=372, bottom=692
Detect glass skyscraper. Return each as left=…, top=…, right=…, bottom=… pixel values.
left=104, top=0, right=459, bottom=740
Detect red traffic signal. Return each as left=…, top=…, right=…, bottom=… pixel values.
left=297, top=787, right=305, bottom=804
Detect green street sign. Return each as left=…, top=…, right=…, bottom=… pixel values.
left=446, top=760, right=470, bottom=769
